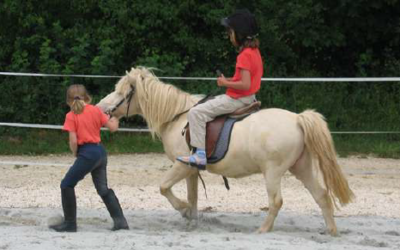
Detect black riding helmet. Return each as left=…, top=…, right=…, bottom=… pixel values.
left=220, top=9, right=259, bottom=45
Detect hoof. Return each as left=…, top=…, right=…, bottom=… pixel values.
left=256, top=227, right=268, bottom=234
left=256, top=224, right=273, bottom=234
left=329, top=229, right=339, bottom=237
left=180, top=207, right=198, bottom=220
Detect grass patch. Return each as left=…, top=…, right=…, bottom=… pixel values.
left=0, top=128, right=164, bottom=155
left=333, top=133, right=400, bottom=159
left=1, top=128, right=400, bottom=158
left=102, top=131, right=164, bottom=154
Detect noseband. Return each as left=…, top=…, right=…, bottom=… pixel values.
left=109, top=85, right=135, bottom=118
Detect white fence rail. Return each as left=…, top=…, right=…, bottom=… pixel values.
left=2, top=122, right=400, bottom=134
left=1, top=72, right=400, bottom=134
left=1, top=71, right=400, bottom=82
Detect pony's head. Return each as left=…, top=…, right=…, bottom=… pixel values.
left=97, top=66, right=197, bottom=137
left=97, top=66, right=156, bottom=118
left=97, top=74, right=133, bottom=118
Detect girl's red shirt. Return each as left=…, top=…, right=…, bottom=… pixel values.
left=63, top=104, right=109, bottom=145
left=226, top=47, right=263, bottom=99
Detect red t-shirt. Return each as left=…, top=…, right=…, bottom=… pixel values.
left=226, top=48, right=263, bottom=99
left=63, top=104, right=109, bottom=145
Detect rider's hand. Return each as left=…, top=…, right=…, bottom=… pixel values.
left=217, top=75, right=227, bottom=87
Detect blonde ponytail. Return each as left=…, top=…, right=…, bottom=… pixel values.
left=71, top=98, right=85, bottom=114
left=66, top=85, right=92, bottom=114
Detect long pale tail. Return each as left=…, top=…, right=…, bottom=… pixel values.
left=297, top=110, right=355, bottom=208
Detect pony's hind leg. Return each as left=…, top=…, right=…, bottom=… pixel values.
left=258, top=164, right=285, bottom=233
left=289, top=150, right=338, bottom=236
left=160, top=161, right=198, bottom=219
left=185, top=171, right=199, bottom=219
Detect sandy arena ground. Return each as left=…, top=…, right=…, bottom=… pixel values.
left=0, top=153, right=399, bottom=250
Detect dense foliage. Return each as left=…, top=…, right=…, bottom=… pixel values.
left=1, top=0, right=400, bottom=131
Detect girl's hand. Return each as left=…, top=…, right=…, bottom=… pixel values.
left=105, top=116, right=119, bottom=132
left=217, top=75, right=227, bottom=87
left=219, top=69, right=251, bottom=90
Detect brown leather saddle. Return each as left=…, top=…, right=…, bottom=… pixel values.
left=184, top=101, right=261, bottom=158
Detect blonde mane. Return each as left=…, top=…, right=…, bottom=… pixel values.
left=116, top=67, right=198, bottom=138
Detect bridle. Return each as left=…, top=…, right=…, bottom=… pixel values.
left=108, top=85, right=135, bottom=118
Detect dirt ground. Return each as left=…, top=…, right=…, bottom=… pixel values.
left=0, top=153, right=399, bottom=217
left=0, top=154, right=400, bottom=250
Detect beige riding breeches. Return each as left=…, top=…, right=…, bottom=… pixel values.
left=187, top=94, right=256, bottom=149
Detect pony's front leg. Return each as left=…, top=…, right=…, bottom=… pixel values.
left=258, top=166, right=285, bottom=233
left=160, top=161, right=198, bottom=219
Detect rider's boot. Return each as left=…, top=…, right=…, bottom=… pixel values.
left=177, top=148, right=207, bottom=170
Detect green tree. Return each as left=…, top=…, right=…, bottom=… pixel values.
left=0, top=0, right=399, bottom=131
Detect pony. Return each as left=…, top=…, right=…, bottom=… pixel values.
left=97, top=67, right=355, bottom=236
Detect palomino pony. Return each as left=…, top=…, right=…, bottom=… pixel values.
left=97, top=67, right=354, bottom=236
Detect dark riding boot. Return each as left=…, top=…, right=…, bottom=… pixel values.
left=101, top=189, right=129, bottom=231
left=49, top=187, right=77, bottom=232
